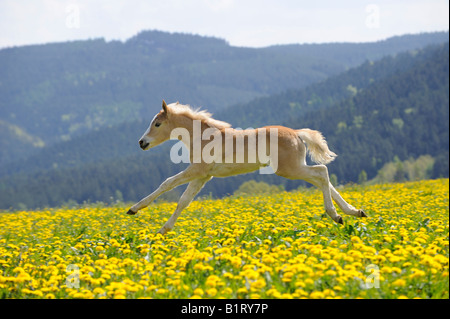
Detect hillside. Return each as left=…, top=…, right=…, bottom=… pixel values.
left=0, top=120, right=45, bottom=164
left=217, top=43, right=445, bottom=128
left=286, top=43, right=449, bottom=183
left=0, top=31, right=448, bottom=166
left=0, top=41, right=448, bottom=209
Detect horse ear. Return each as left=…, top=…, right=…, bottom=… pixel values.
left=162, top=100, right=168, bottom=114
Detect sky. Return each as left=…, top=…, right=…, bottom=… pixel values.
left=0, top=0, right=448, bottom=49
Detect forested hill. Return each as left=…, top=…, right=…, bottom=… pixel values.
left=0, top=42, right=448, bottom=210
left=217, top=43, right=446, bottom=128
left=0, top=31, right=448, bottom=166
left=285, top=42, right=449, bottom=183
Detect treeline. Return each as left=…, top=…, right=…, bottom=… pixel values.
left=0, top=150, right=186, bottom=210
left=369, top=155, right=437, bottom=184
left=231, top=154, right=439, bottom=199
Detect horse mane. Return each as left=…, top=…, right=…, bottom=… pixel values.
left=168, top=103, right=232, bottom=129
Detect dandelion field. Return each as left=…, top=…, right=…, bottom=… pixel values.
left=0, top=179, right=448, bottom=299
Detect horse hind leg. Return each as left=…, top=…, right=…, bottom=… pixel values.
left=303, top=165, right=345, bottom=224
left=329, top=183, right=367, bottom=217
left=278, top=164, right=343, bottom=224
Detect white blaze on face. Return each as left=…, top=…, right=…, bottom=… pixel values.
left=140, top=114, right=158, bottom=145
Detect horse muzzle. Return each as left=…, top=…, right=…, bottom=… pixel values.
left=139, top=139, right=150, bottom=150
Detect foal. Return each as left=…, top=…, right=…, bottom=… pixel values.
left=127, top=100, right=366, bottom=234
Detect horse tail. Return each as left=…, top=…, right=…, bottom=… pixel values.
left=296, top=129, right=337, bottom=165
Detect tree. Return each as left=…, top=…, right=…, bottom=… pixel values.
left=358, top=170, right=368, bottom=184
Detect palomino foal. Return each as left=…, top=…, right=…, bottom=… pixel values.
left=127, top=100, right=366, bottom=234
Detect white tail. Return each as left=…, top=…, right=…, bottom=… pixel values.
left=297, top=129, right=337, bottom=165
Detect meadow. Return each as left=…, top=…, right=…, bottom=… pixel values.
left=0, top=179, right=448, bottom=299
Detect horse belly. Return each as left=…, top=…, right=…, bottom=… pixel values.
left=209, top=163, right=262, bottom=177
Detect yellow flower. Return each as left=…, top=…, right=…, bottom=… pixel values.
left=262, top=255, right=275, bottom=264
left=304, top=278, right=314, bottom=286
left=237, top=287, right=248, bottom=295
left=250, top=278, right=266, bottom=289
left=392, top=279, right=407, bottom=287
left=193, top=263, right=205, bottom=270
left=323, top=289, right=335, bottom=297
left=93, top=287, right=105, bottom=295
left=206, top=288, right=217, bottom=297
left=310, top=291, right=325, bottom=299
left=381, top=266, right=393, bottom=274
left=391, top=267, right=402, bottom=274
left=194, top=288, right=204, bottom=296
left=156, top=288, right=168, bottom=295
left=325, top=270, right=337, bottom=276
left=266, top=288, right=282, bottom=298
left=221, top=287, right=233, bottom=295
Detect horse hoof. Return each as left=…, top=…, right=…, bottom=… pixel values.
left=359, top=210, right=367, bottom=217
left=157, top=225, right=171, bottom=235
left=126, top=209, right=137, bottom=215
left=336, top=216, right=343, bottom=224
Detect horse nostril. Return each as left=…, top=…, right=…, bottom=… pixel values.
left=139, top=139, right=150, bottom=150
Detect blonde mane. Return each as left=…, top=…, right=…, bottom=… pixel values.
left=168, top=103, right=231, bottom=129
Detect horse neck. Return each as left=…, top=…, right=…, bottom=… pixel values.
left=170, top=113, right=210, bottom=145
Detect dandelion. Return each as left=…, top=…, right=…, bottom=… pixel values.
left=206, top=288, right=217, bottom=297
left=310, top=291, right=325, bottom=299
left=392, top=279, right=407, bottom=287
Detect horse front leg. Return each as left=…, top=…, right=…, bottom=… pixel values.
left=158, top=176, right=212, bottom=235
left=126, top=167, right=198, bottom=215
left=126, top=164, right=210, bottom=215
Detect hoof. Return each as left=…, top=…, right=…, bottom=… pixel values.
left=126, top=209, right=137, bottom=215
left=359, top=210, right=367, bottom=217
left=336, top=216, right=343, bottom=224
left=157, top=225, right=172, bottom=235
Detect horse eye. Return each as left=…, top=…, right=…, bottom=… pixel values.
left=155, top=122, right=161, bottom=127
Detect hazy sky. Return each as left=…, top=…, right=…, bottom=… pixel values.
left=0, top=0, right=448, bottom=49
